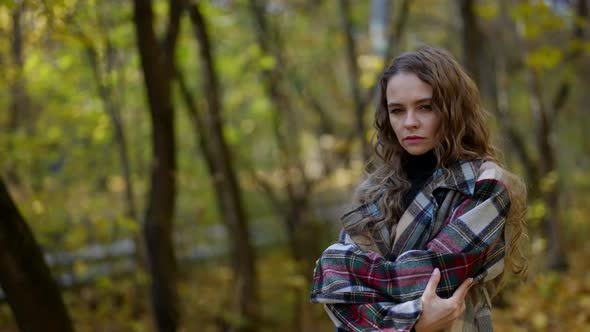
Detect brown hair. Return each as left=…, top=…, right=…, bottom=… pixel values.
left=352, top=46, right=527, bottom=280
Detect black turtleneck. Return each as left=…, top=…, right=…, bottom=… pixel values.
left=401, top=150, right=437, bottom=209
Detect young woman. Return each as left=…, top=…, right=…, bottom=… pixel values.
left=310, top=47, right=527, bottom=332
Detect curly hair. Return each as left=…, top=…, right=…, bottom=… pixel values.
left=351, top=46, right=527, bottom=280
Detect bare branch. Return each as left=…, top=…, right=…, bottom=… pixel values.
left=338, top=0, right=370, bottom=161
left=360, top=0, right=410, bottom=113
left=163, top=0, right=183, bottom=65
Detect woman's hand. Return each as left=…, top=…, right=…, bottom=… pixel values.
left=414, top=268, right=473, bottom=332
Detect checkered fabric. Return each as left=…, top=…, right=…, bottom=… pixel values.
left=311, top=160, right=511, bottom=332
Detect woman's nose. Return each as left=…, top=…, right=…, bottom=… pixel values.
left=403, top=110, right=419, bottom=128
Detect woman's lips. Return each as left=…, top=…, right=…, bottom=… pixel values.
left=404, top=136, right=425, bottom=144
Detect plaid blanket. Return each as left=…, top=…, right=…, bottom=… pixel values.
left=311, top=160, right=510, bottom=331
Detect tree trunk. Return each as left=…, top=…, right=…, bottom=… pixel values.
left=347, top=0, right=410, bottom=164
left=6, top=0, right=30, bottom=186
left=458, top=0, right=540, bottom=185
left=338, top=0, right=371, bottom=162
left=85, top=41, right=138, bottom=226
left=528, top=70, right=568, bottom=270
left=247, top=0, right=314, bottom=249
left=132, top=0, right=181, bottom=330
left=9, top=0, right=30, bottom=132
left=83, top=34, right=148, bottom=320
left=460, top=0, right=569, bottom=270
left=183, top=4, right=259, bottom=331
left=0, top=178, right=75, bottom=332
left=247, top=2, right=324, bottom=331
left=105, top=39, right=138, bottom=227
left=575, top=0, right=588, bottom=39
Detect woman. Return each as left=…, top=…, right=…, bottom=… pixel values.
left=310, top=47, right=527, bottom=331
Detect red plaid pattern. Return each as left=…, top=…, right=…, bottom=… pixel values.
left=311, top=160, right=511, bottom=331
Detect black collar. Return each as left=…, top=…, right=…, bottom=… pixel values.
left=402, top=150, right=437, bottom=181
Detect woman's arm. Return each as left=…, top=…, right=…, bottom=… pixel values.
left=311, top=177, right=509, bottom=304
left=325, top=269, right=473, bottom=332
left=414, top=268, right=472, bottom=332
left=311, top=177, right=509, bottom=331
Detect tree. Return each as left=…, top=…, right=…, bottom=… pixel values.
left=132, top=0, right=182, bottom=330
left=8, top=0, right=31, bottom=133
left=245, top=1, right=328, bottom=329
left=5, top=0, right=32, bottom=187
left=338, top=0, right=371, bottom=162
left=177, top=2, right=260, bottom=331
left=0, top=178, right=74, bottom=332
left=78, top=1, right=138, bottom=237
left=457, top=0, right=581, bottom=270
left=338, top=0, right=410, bottom=165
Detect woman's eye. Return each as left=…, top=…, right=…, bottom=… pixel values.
left=388, top=108, right=402, bottom=114
left=419, top=104, right=432, bottom=111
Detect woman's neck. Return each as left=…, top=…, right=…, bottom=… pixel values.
left=403, top=150, right=437, bottom=181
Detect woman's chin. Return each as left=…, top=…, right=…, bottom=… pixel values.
left=403, top=146, right=432, bottom=156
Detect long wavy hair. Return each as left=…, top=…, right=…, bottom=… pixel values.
left=352, top=46, right=527, bottom=280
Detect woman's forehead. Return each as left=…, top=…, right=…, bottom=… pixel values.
left=385, top=72, right=432, bottom=103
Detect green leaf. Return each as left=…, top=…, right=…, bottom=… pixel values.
left=525, top=46, right=563, bottom=71
left=475, top=3, right=498, bottom=20
left=259, top=54, right=276, bottom=70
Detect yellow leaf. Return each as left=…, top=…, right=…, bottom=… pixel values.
left=117, top=216, right=139, bottom=233
left=531, top=237, right=546, bottom=255
left=539, top=170, right=558, bottom=193
left=73, top=260, right=88, bottom=276
left=284, top=274, right=307, bottom=289
left=107, top=176, right=125, bottom=193
left=47, top=126, right=62, bottom=141
left=532, top=312, right=548, bottom=330
left=259, top=55, right=276, bottom=70
left=32, top=200, right=45, bottom=215
left=96, top=276, right=113, bottom=290
left=579, top=295, right=590, bottom=310
left=527, top=200, right=546, bottom=222
left=475, top=3, right=498, bottom=20
left=525, top=46, right=563, bottom=71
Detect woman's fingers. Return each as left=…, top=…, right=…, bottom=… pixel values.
left=416, top=271, right=473, bottom=332
left=450, top=277, right=473, bottom=302
left=422, top=268, right=441, bottom=299
left=445, top=278, right=471, bottom=321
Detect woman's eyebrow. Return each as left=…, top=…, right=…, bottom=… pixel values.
left=415, top=98, right=432, bottom=104
left=387, top=98, right=432, bottom=108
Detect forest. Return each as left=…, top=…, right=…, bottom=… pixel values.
left=0, top=0, right=589, bottom=331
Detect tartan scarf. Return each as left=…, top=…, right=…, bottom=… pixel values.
left=310, top=160, right=510, bottom=331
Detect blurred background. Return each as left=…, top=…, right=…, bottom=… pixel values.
left=0, top=0, right=588, bottom=331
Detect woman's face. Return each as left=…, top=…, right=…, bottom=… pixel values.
left=385, top=72, right=442, bottom=156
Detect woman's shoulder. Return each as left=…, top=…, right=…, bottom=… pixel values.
left=477, top=159, right=525, bottom=191
left=464, top=159, right=525, bottom=204
left=444, top=159, right=514, bottom=196
left=451, top=158, right=509, bottom=182
left=476, top=160, right=508, bottom=181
